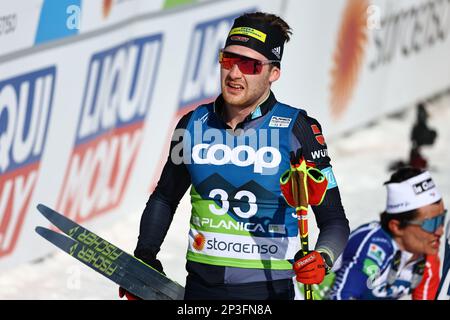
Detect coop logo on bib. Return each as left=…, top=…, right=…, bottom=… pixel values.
left=192, top=144, right=281, bottom=174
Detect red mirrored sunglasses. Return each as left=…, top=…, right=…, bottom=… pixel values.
left=218, top=49, right=279, bottom=75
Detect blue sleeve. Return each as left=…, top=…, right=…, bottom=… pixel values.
left=329, top=228, right=393, bottom=300
left=330, top=258, right=371, bottom=299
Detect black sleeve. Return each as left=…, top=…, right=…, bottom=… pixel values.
left=134, top=111, right=193, bottom=263
left=291, top=111, right=350, bottom=264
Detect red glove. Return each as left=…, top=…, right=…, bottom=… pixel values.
left=119, top=287, right=141, bottom=300
left=280, top=155, right=328, bottom=208
left=293, top=251, right=327, bottom=285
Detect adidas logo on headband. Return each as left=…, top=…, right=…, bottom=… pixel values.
left=272, top=47, right=281, bottom=59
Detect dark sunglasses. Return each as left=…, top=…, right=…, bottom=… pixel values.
left=407, top=209, right=447, bottom=233
left=218, top=49, right=279, bottom=75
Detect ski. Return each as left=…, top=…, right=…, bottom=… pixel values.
left=35, top=203, right=185, bottom=300
left=35, top=227, right=166, bottom=300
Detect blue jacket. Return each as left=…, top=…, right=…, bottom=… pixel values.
left=329, top=222, right=428, bottom=300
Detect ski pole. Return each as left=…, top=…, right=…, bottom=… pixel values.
left=290, top=149, right=313, bottom=300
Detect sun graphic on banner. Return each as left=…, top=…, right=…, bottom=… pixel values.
left=330, top=0, right=369, bottom=120
left=103, top=0, right=113, bottom=19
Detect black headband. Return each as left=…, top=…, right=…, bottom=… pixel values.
left=224, top=16, right=286, bottom=63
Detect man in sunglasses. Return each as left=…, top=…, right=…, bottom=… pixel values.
left=125, top=12, right=349, bottom=300
left=329, top=167, right=445, bottom=300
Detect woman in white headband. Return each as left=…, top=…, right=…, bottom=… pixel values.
left=327, top=167, right=445, bottom=300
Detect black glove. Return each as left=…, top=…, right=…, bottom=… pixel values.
left=134, top=249, right=165, bottom=275
left=141, top=257, right=165, bottom=275
left=119, top=253, right=165, bottom=300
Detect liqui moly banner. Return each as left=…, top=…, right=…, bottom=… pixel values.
left=56, top=34, right=162, bottom=224
left=0, top=67, right=55, bottom=258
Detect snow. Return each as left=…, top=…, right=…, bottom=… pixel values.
left=0, top=93, right=449, bottom=300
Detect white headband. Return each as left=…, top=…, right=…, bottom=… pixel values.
left=386, top=171, right=442, bottom=214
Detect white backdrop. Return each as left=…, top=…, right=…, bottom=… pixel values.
left=1, top=0, right=449, bottom=269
